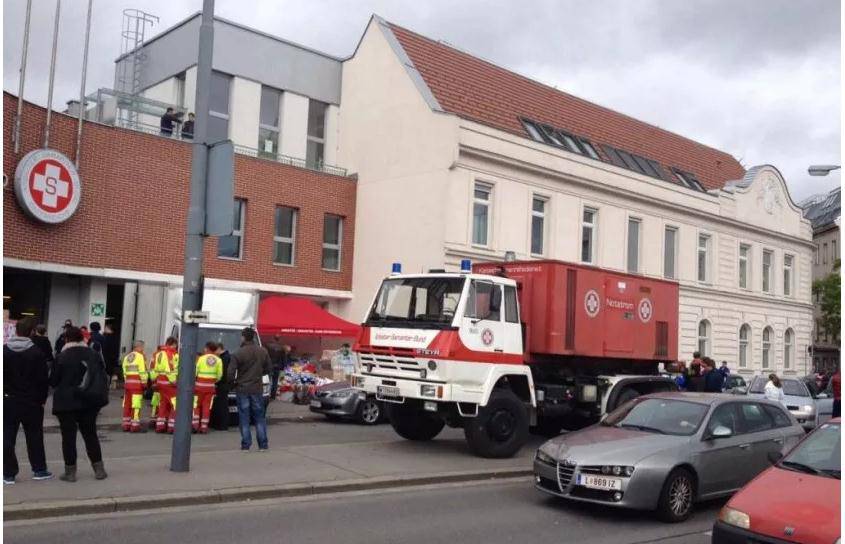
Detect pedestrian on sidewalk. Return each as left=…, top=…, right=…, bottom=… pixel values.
left=193, top=342, right=224, bottom=433
left=209, top=343, right=232, bottom=431
left=266, top=335, right=284, bottom=400
left=151, top=337, right=179, bottom=433
left=54, top=319, right=72, bottom=357
left=764, top=373, right=785, bottom=405
left=4, top=317, right=52, bottom=484
left=88, top=322, right=106, bottom=351
left=121, top=341, right=149, bottom=432
left=31, top=324, right=55, bottom=367
left=101, top=323, right=120, bottom=388
left=228, top=328, right=271, bottom=451
left=51, top=326, right=108, bottom=482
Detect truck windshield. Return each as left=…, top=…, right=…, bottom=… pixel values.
left=197, top=328, right=247, bottom=355
left=366, top=277, right=465, bottom=329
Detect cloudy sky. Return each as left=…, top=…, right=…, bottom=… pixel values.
left=3, top=0, right=841, bottom=201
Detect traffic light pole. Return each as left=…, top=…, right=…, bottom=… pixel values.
left=171, top=0, right=214, bottom=473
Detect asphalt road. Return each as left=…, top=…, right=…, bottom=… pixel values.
left=5, top=479, right=723, bottom=544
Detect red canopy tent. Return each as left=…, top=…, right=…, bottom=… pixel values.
left=257, top=295, right=361, bottom=338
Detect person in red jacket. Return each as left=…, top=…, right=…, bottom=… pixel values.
left=831, top=370, right=840, bottom=418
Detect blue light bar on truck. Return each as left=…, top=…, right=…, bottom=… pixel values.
left=460, top=259, right=472, bottom=273
left=391, top=262, right=402, bottom=274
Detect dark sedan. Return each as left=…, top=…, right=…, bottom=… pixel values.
left=310, top=382, right=384, bottom=425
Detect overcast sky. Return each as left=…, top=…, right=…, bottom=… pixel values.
left=3, top=0, right=841, bottom=201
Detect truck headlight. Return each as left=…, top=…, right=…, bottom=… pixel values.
left=420, top=384, right=437, bottom=397
left=580, top=385, right=598, bottom=403
left=719, top=507, right=750, bottom=530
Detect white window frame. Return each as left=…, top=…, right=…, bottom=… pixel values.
left=472, top=182, right=493, bottom=247
left=814, top=244, right=819, bottom=265
left=258, top=86, right=282, bottom=157
left=322, top=214, right=343, bottom=272
left=762, top=249, right=773, bottom=293
left=783, top=328, right=794, bottom=370
left=783, top=254, right=794, bottom=297
left=663, top=225, right=678, bottom=280
left=697, top=233, right=711, bottom=283
left=208, top=71, right=232, bottom=140
left=823, top=242, right=828, bottom=264
left=581, top=206, right=598, bottom=264
left=218, top=198, right=245, bottom=261
left=530, top=194, right=549, bottom=256
left=697, top=319, right=711, bottom=357
left=626, top=216, right=642, bottom=273
left=738, top=243, right=751, bottom=290
left=272, top=206, right=297, bottom=267
left=307, top=99, right=327, bottom=168
left=738, top=324, right=750, bottom=369
left=762, top=326, right=773, bottom=369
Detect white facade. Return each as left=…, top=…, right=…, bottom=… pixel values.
left=338, top=18, right=815, bottom=378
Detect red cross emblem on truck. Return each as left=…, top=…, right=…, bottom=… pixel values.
left=481, top=328, right=494, bottom=346
left=584, top=290, right=600, bottom=318
left=638, top=298, right=653, bottom=323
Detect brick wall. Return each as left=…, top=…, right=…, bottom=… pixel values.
left=3, top=93, right=355, bottom=291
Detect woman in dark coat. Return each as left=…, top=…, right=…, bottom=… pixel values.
left=209, top=343, right=231, bottom=430
left=50, top=326, right=107, bottom=482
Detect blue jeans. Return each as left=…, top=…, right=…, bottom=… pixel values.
left=236, top=394, right=268, bottom=450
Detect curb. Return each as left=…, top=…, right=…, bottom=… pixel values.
left=3, top=468, right=532, bottom=520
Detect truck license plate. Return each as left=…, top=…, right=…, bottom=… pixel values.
left=576, top=474, right=622, bottom=491
left=377, top=385, right=401, bottom=399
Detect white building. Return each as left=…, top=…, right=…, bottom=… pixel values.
left=337, top=17, right=815, bottom=377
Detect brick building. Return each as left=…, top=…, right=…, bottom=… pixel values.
left=3, top=93, right=356, bottom=354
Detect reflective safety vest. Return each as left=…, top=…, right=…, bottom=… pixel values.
left=195, top=354, right=223, bottom=391
left=122, top=351, right=148, bottom=388
left=153, top=348, right=179, bottom=386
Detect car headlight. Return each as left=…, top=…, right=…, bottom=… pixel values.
left=719, top=507, right=750, bottom=530
left=330, top=389, right=354, bottom=398
left=802, top=404, right=814, bottom=413
left=535, top=448, right=556, bottom=466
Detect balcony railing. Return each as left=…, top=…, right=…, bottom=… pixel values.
left=80, top=88, right=347, bottom=177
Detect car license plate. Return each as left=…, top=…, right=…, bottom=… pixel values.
left=310, top=400, right=322, bottom=408
left=576, top=474, right=622, bottom=491
left=377, top=385, right=401, bottom=399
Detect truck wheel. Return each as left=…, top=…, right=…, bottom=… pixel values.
left=464, top=389, right=529, bottom=458
left=656, top=468, right=696, bottom=523
left=387, top=403, right=445, bottom=440
left=357, top=399, right=382, bottom=425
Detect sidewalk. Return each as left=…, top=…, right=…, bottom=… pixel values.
left=4, top=418, right=539, bottom=520
left=42, top=391, right=321, bottom=430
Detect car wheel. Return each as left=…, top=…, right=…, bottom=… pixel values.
left=386, top=403, right=445, bottom=440
left=357, top=398, right=381, bottom=425
left=656, top=468, right=696, bottom=523
left=464, top=389, right=529, bottom=458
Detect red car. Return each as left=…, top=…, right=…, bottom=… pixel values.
left=712, top=419, right=841, bottom=544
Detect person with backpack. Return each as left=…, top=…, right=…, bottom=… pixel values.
left=50, top=326, right=109, bottom=482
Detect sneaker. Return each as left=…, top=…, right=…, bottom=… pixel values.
left=3, top=477, right=15, bottom=485
left=32, top=470, right=53, bottom=481
left=258, top=447, right=269, bottom=452
left=241, top=446, right=250, bottom=452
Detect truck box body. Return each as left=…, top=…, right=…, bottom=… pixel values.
left=473, top=260, right=678, bottom=364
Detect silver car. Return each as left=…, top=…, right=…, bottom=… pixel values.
left=533, top=392, right=804, bottom=522
left=745, top=375, right=831, bottom=431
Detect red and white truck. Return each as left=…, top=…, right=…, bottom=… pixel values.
left=352, top=259, right=679, bottom=458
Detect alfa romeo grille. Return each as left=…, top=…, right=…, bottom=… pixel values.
left=556, top=462, right=575, bottom=492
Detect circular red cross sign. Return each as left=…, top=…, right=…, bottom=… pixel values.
left=481, top=328, right=494, bottom=346
left=584, top=289, right=601, bottom=318
left=14, top=149, right=81, bottom=224
left=638, top=298, right=653, bottom=323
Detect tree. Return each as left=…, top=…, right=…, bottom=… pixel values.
left=813, top=259, right=841, bottom=344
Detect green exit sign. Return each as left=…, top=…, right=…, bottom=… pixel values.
left=90, top=303, right=105, bottom=317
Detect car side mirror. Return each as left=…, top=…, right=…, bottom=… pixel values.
left=767, top=451, right=783, bottom=465
left=706, top=425, right=733, bottom=440
left=817, top=393, right=829, bottom=399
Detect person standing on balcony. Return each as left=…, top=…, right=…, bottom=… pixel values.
left=181, top=112, right=195, bottom=140
left=160, top=107, right=183, bottom=137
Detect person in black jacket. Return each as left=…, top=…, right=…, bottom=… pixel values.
left=209, top=343, right=232, bottom=431
left=101, top=323, right=120, bottom=386
left=4, top=317, right=52, bottom=484
left=54, top=319, right=72, bottom=357
left=31, top=324, right=54, bottom=366
left=51, top=326, right=108, bottom=482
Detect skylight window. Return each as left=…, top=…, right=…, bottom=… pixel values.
left=673, top=169, right=705, bottom=192
left=522, top=119, right=545, bottom=142
left=579, top=139, right=600, bottom=160
left=559, top=132, right=582, bottom=154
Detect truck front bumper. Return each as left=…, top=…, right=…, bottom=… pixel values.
left=353, top=373, right=483, bottom=407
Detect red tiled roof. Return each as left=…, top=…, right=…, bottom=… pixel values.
left=388, top=23, right=745, bottom=191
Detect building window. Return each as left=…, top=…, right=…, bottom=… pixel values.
left=663, top=227, right=677, bottom=280
left=697, top=234, right=710, bottom=283
left=273, top=206, right=297, bottom=266
left=833, top=240, right=838, bottom=261
left=306, top=99, right=327, bottom=169
left=258, top=86, right=282, bottom=157
left=762, top=250, right=773, bottom=293
left=739, top=324, right=750, bottom=368
left=208, top=71, right=232, bottom=142
left=581, top=208, right=597, bottom=264
left=784, top=328, right=794, bottom=370
left=472, top=183, right=492, bottom=246
left=627, top=217, right=641, bottom=273
left=762, top=326, right=773, bottom=369
left=530, top=196, right=547, bottom=255
left=823, top=242, right=828, bottom=264
left=322, top=214, right=342, bottom=271
left=783, top=255, right=794, bottom=297
left=738, top=243, right=750, bottom=289
left=218, top=198, right=245, bottom=259
left=698, top=319, right=711, bottom=357
left=816, top=320, right=822, bottom=342
left=814, top=244, right=819, bottom=265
